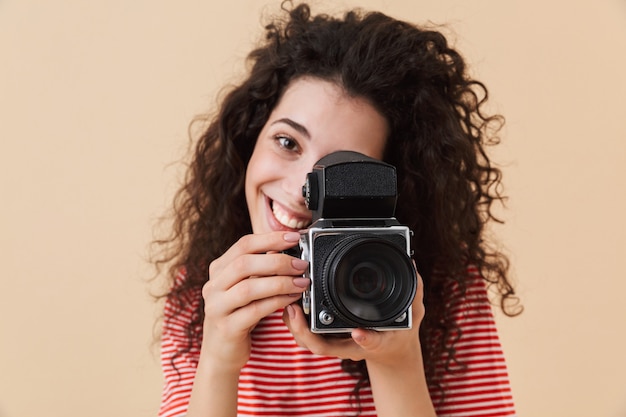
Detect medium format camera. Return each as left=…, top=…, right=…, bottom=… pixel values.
left=294, top=151, right=417, bottom=334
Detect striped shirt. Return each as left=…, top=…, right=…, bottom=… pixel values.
left=159, top=267, right=515, bottom=416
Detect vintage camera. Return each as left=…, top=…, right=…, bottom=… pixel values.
left=294, top=151, right=417, bottom=334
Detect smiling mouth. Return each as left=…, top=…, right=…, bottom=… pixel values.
left=271, top=200, right=310, bottom=230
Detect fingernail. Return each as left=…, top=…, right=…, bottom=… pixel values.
left=293, top=277, right=310, bottom=288
left=283, top=232, right=301, bottom=242
left=287, top=304, right=296, bottom=319
left=291, top=258, right=309, bottom=270
left=352, top=333, right=365, bottom=343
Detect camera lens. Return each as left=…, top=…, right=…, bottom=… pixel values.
left=349, top=262, right=386, bottom=300
left=322, top=235, right=417, bottom=327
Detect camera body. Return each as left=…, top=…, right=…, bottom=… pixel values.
left=295, top=151, right=417, bottom=334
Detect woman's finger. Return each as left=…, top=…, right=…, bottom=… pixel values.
left=283, top=303, right=368, bottom=362
left=225, top=294, right=305, bottom=333
left=216, top=274, right=309, bottom=315
left=208, top=231, right=304, bottom=290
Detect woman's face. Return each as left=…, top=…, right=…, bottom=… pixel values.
left=245, top=77, right=389, bottom=233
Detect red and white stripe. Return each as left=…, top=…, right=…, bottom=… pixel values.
left=159, top=267, right=515, bottom=416
left=432, top=268, right=516, bottom=416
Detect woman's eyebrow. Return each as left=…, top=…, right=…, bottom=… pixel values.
left=271, top=118, right=311, bottom=140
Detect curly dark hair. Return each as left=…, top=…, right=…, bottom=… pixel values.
left=153, top=0, right=520, bottom=408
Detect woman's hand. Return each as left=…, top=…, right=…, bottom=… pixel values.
left=188, top=231, right=310, bottom=417
left=200, top=231, right=309, bottom=372
left=282, top=272, right=436, bottom=416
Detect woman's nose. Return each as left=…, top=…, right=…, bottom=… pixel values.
left=282, top=171, right=308, bottom=206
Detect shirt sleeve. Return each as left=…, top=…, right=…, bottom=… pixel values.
left=158, top=281, right=202, bottom=417
left=432, top=266, right=516, bottom=417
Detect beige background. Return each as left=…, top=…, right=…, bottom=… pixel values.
left=1, top=0, right=625, bottom=416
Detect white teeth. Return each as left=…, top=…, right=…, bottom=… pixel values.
left=272, top=202, right=309, bottom=229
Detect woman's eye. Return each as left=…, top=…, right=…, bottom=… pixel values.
left=276, top=135, right=299, bottom=152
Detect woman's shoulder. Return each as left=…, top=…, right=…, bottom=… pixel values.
left=431, top=264, right=496, bottom=315
left=162, top=268, right=203, bottom=329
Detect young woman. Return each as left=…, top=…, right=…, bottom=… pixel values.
left=154, top=2, right=520, bottom=416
